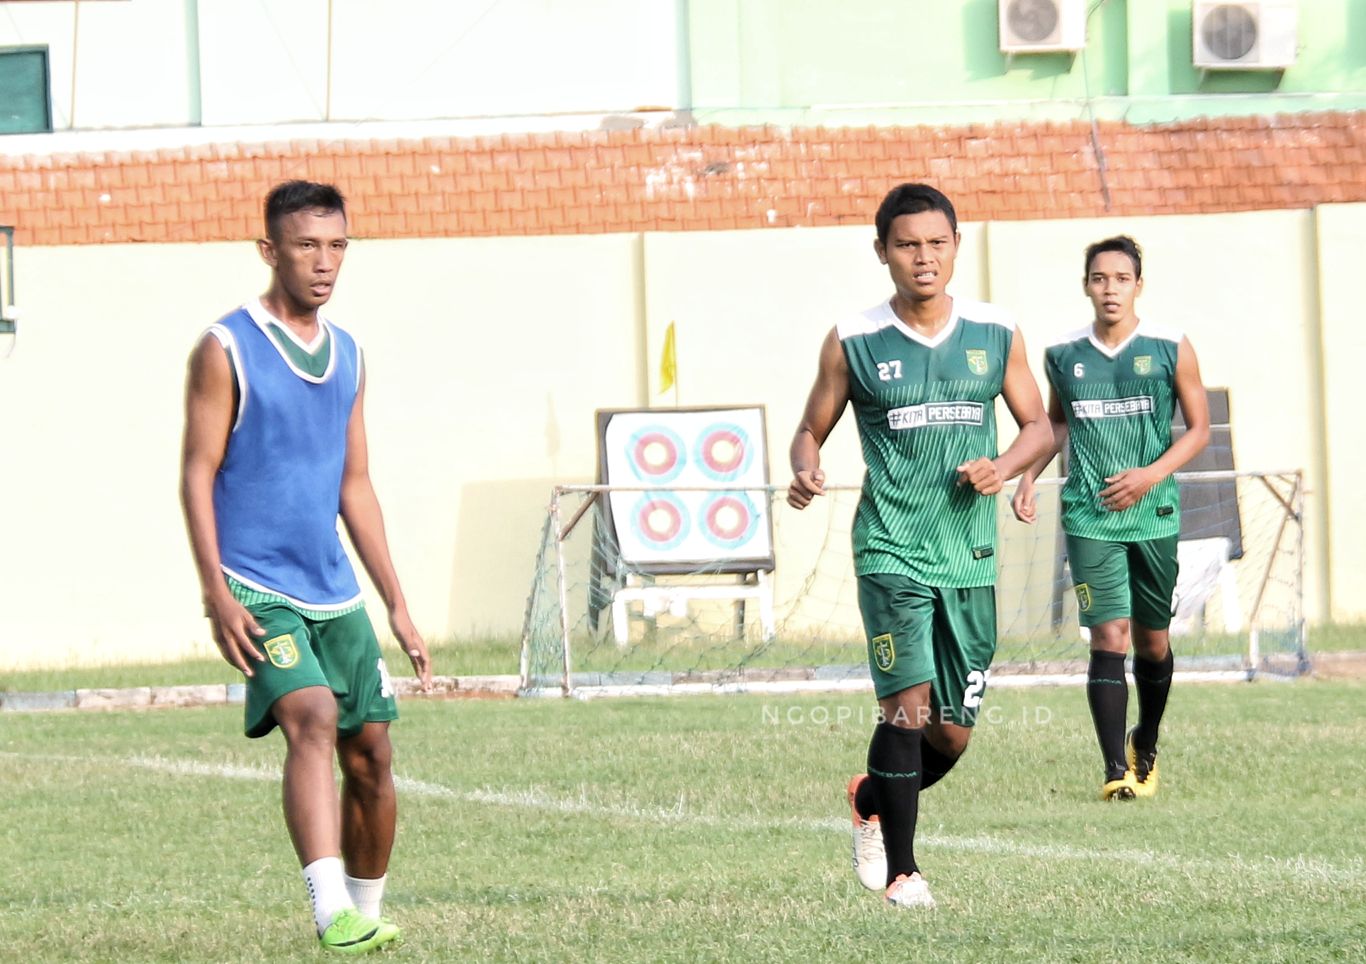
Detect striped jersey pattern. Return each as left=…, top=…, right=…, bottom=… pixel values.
left=840, top=298, right=1014, bottom=587
left=1044, top=319, right=1182, bottom=541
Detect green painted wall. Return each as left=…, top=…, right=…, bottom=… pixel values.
left=688, top=0, right=1366, bottom=126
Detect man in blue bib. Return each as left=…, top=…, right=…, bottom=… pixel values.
left=181, top=180, right=432, bottom=955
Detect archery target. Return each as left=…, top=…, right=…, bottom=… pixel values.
left=630, top=493, right=689, bottom=550
left=626, top=426, right=686, bottom=483
left=700, top=492, right=759, bottom=549
left=601, top=407, right=772, bottom=565
left=694, top=423, right=753, bottom=481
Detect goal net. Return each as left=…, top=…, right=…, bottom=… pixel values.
left=519, top=470, right=1307, bottom=698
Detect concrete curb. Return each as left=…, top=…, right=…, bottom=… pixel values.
left=0, top=675, right=520, bottom=714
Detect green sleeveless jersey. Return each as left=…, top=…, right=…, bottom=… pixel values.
left=1044, top=320, right=1182, bottom=541
left=840, top=298, right=1015, bottom=587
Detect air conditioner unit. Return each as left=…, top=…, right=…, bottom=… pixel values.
left=999, top=0, right=1087, bottom=54
left=1193, top=1, right=1298, bottom=70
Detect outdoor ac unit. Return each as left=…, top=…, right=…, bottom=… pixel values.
left=999, top=0, right=1087, bottom=54
left=1193, top=1, right=1298, bottom=70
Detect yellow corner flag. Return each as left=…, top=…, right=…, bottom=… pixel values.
left=658, top=321, right=677, bottom=395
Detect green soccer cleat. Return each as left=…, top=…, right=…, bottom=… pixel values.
left=319, top=908, right=400, bottom=955
left=1126, top=727, right=1160, bottom=798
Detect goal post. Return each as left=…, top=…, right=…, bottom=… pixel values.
left=519, top=470, right=1307, bottom=698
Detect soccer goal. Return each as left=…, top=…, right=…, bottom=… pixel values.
left=519, top=470, right=1307, bottom=698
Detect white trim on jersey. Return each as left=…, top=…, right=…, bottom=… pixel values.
left=220, top=564, right=364, bottom=612
left=206, top=324, right=249, bottom=432
left=837, top=297, right=1015, bottom=349
left=1083, top=317, right=1184, bottom=360
left=244, top=301, right=340, bottom=385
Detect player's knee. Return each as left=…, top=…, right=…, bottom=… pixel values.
left=1089, top=619, right=1130, bottom=653
left=340, top=729, right=393, bottom=785
left=1132, top=626, right=1170, bottom=661
left=276, top=690, right=339, bottom=747
left=928, top=724, right=971, bottom=758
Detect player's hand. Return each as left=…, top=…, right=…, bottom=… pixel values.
left=956, top=457, right=1004, bottom=496
left=204, top=591, right=266, bottom=678
left=1099, top=467, right=1157, bottom=512
left=1011, top=477, right=1038, bottom=524
left=788, top=468, right=826, bottom=509
left=390, top=605, right=433, bottom=693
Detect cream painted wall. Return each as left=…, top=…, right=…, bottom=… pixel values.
left=0, top=233, right=644, bottom=671
left=1315, top=203, right=1366, bottom=618
left=1, top=208, right=1358, bottom=672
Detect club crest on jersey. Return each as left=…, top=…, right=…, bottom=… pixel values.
left=1133, top=355, right=1152, bottom=375
left=872, top=634, right=896, bottom=673
left=965, top=349, right=988, bottom=375
left=1074, top=584, right=1093, bottom=613
left=264, top=633, right=300, bottom=669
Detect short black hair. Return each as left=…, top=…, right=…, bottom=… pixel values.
left=875, top=183, right=958, bottom=245
left=264, top=180, right=347, bottom=240
left=1084, top=235, right=1142, bottom=279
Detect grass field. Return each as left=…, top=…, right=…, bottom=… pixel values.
left=2, top=678, right=1365, bottom=962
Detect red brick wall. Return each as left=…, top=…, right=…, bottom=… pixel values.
left=3, top=112, right=1362, bottom=245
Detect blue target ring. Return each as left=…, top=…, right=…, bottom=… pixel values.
left=627, top=426, right=686, bottom=483
left=630, top=494, right=690, bottom=551
left=694, top=423, right=753, bottom=482
left=700, top=492, right=759, bottom=549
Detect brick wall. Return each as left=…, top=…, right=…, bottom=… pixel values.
left=2, top=112, right=1362, bottom=245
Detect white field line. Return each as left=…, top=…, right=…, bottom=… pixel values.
left=4, top=751, right=1363, bottom=887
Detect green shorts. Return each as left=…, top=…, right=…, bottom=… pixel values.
left=856, top=573, right=998, bottom=726
left=243, top=601, right=399, bottom=739
left=1065, top=533, right=1179, bottom=630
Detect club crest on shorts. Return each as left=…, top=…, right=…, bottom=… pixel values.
left=965, top=349, right=988, bottom=375
left=872, top=633, right=896, bottom=672
left=1074, top=583, right=1093, bottom=613
left=263, top=633, right=300, bottom=669
left=1133, top=355, right=1152, bottom=375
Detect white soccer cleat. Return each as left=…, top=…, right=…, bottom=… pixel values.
left=846, top=774, right=887, bottom=891
left=885, top=872, right=936, bottom=909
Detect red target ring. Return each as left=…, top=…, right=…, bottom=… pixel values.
left=638, top=499, right=684, bottom=543
left=632, top=431, right=681, bottom=479
left=701, top=430, right=745, bottom=474
left=705, top=496, right=750, bottom=541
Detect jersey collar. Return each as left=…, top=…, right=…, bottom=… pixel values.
left=1087, top=317, right=1144, bottom=360
left=881, top=297, right=960, bottom=349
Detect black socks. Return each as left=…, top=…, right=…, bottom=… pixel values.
left=1132, top=647, right=1174, bottom=752
left=867, top=721, right=924, bottom=882
left=1087, top=650, right=1129, bottom=781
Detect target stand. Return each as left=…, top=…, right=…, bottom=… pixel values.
left=593, top=406, right=776, bottom=647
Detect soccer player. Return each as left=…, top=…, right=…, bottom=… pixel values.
left=180, top=180, right=433, bottom=954
left=789, top=183, right=1051, bottom=908
left=1012, top=235, right=1209, bottom=801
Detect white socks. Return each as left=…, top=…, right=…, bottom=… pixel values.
left=345, top=873, right=388, bottom=919
left=302, top=856, right=355, bottom=935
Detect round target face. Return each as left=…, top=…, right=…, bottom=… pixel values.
left=700, top=492, right=759, bottom=549
left=627, top=426, right=686, bottom=483
left=630, top=494, right=690, bottom=550
left=694, top=423, right=753, bottom=481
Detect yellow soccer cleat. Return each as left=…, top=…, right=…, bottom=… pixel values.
left=1100, top=770, right=1138, bottom=801
left=1126, top=727, right=1160, bottom=798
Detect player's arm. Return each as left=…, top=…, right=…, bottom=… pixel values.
left=180, top=335, right=267, bottom=676
left=1011, top=387, right=1068, bottom=524
left=338, top=370, right=433, bottom=690
left=958, top=326, right=1052, bottom=496
left=1099, top=337, right=1210, bottom=512
left=788, top=327, right=850, bottom=509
